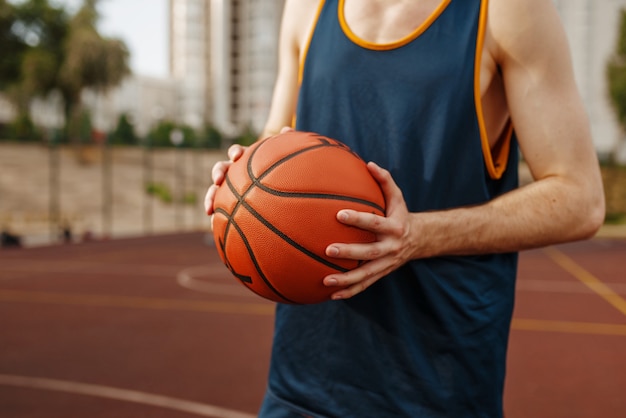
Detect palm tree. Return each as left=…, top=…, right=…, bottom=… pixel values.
left=59, top=0, right=130, bottom=145
left=1, top=0, right=129, bottom=145
left=0, top=0, right=28, bottom=91
left=1, top=0, right=68, bottom=139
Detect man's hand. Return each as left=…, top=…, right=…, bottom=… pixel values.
left=204, top=127, right=294, bottom=225
left=204, top=144, right=247, bottom=218
left=323, top=162, right=417, bottom=300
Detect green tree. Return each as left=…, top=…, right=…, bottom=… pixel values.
left=8, top=112, right=38, bottom=141
left=147, top=119, right=176, bottom=147
left=1, top=0, right=69, bottom=134
left=146, top=120, right=199, bottom=148
left=13, top=0, right=68, bottom=95
left=1, top=0, right=128, bottom=144
left=110, top=113, right=137, bottom=145
left=607, top=9, right=626, bottom=160
left=0, top=0, right=27, bottom=90
left=200, top=124, right=223, bottom=149
left=59, top=0, right=129, bottom=142
left=233, top=124, right=258, bottom=147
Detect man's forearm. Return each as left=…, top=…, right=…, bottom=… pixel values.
left=410, top=176, right=605, bottom=259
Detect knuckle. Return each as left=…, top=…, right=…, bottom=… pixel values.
left=366, top=247, right=382, bottom=259
left=389, top=240, right=403, bottom=255
left=370, top=215, right=383, bottom=229
left=360, top=264, right=377, bottom=280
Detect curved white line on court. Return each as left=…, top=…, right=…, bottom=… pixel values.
left=0, top=374, right=256, bottom=418
left=177, top=265, right=254, bottom=297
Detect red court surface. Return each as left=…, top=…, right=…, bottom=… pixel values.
left=0, top=233, right=624, bottom=417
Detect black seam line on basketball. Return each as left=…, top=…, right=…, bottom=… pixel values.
left=214, top=207, right=296, bottom=304
left=240, top=200, right=351, bottom=273
left=219, top=135, right=307, bottom=244
left=253, top=188, right=385, bottom=214
left=247, top=139, right=384, bottom=213
left=218, top=178, right=296, bottom=304
left=221, top=139, right=350, bottom=243
left=248, top=135, right=362, bottom=188
left=214, top=207, right=295, bottom=303
left=222, top=172, right=264, bottom=253
left=218, top=135, right=362, bottom=289
left=251, top=143, right=334, bottom=184
left=217, top=236, right=253, bottom=284
left=222, top=175, right=241, bottom=241
left=313, top=135, right=362, bottom=158
left=218, top=177, right=284, bottom=295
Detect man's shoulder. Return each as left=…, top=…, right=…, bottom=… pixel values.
left=283, top=0, right=321, bottom=19
left=282, top=0, right=325, bottom=53
left=486, top=0, right=564, bottom=65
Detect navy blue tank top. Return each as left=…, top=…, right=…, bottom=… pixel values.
left=263, top=1, right=519, bottom=416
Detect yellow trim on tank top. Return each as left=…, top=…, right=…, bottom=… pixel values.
left=294, top=0, right=327, bottom=128
left=296, top=0, right=514, bottom=180
left=338, top=0, right=451, bottom=51
left=298, top=0, right=326, bottom=85
left=474, top=0, right=513, bottom=180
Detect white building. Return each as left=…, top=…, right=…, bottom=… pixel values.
left=554, top=0, right=626, bottom=161
left=2, top=0, right=625, bottom=161
left=170, top=0, right=210, bottom=130
left=97, top=75, right=180, bottom=137
left=170, top=0, right=284, bottom=135
left=167, top=0, right=626, bottom=159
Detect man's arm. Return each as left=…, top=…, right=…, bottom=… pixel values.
left=259, top=0, right=321, bottom=139
left=206, top=0, right=317, bottom=215
left=323, top=0, right=605, bottom=299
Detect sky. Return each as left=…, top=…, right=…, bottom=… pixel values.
left=55, top=0, right=169, bottom=78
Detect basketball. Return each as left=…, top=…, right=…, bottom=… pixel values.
left=212, top=131, right=386, bottom=304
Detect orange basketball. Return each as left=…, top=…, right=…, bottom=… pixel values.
left=212, top=131, right=386, bottom=304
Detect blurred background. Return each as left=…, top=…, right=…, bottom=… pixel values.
left=0, top=0, right=283, bottom=246
left=0, top=0, right=625, bottom=248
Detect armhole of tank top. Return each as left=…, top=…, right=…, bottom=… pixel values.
left=338, top=0, right=451, bottom=51
left=292, top=0, right=326, bottom=128
left=474, top=0, right=513, bottom=180
left=298, top=0, right=326, bottom=84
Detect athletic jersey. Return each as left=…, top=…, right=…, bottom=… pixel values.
left=260, top=0, right=519, bottom=417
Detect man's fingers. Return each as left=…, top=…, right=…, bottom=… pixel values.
left=204, top=184, right=218, bottom=214
left=211, top=161, right=230, bottom=184
left=336, top=209, right=398, bottom=235
left=326, top=241, right=384, bottom=261
left=227, top=144, right=245, bottom=161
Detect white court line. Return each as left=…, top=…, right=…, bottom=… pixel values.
left=177, top=265, right=254, bottom=298
left=0, top=374, right=256, bottom=418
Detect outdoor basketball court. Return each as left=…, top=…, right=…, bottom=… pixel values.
left=0, top=232, right=624, bottom=417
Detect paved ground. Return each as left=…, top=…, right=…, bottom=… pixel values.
left=0, top=233, right=624, bottom=417
left=0, top=233, right=272, bottom=418
left=2, top=142, right=625, bottom=416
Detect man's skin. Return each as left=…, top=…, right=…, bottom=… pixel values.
left=206, top=0, right=605, bottom=300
